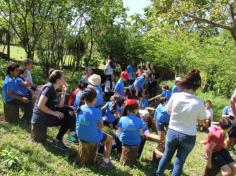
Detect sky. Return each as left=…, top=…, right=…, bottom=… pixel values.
left=123, top=0, right=151, bottom=16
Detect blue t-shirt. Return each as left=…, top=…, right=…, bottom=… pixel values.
left=103, top=102, right=120, bottom=123
left=76, top=105, right=103, bottom=143
left=172, top=85, right=180, bottom=94
left=118, top=114, right=145, bottom=145
left=73, top=91, right=83, bottom=109
left=14, top=77, right=29, bottom=97
left=141, top=119, right=149, bottom=133
left=154, top=104, right=170, bottom=124
left=2, top=75, right=15, bottom=103
left=126, top=64, right=136, bottom=80
left=130, top=76, right=145, bottom=92
left=139, top=98, right=149, bottom=109
left=94, top=85, right=104, bottom=107
left=223, top=105, right=230, bottom=115
left=161, top=89, right=172, bottom=100
left=114, top=80, right=125, bottom=96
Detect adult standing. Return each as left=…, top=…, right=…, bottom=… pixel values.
left=148, top=64, right=160, bottom=98
left=2, top=62, right=33, bottom=123
left=80, top=66, right=93, bottom=84
left=31, top=69, right=77, bottom=150
left=156, top=69, right=206, bottom=176
left=126, top=59, right=137, bottom=85
left=104, top=55, right=114, bottom=90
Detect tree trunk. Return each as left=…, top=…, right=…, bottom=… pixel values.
left=7, top=30, right=10, bottom=60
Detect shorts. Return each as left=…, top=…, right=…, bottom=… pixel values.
left=156, top=121, right=169, bottom=131
left=228, top=126, right=236, bottom=138
left=212, top=148, right=234, bottom=168
left=80, top=132, right=107, bottom=144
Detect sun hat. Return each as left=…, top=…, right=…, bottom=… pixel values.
left=88, top=74, right=101, bottom=86
left=175, top=77, right=181, bottom=82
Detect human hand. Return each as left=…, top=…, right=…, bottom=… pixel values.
left=53, top=111, right=64, bottom=119
left=21, top=97, right=29, bottom=103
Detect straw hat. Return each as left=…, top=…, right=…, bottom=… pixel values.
left=88, top=74, right=101, bottom=86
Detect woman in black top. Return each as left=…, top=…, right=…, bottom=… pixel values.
left=31, top=69, right=76, bottom=150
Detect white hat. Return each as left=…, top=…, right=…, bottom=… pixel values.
left=175, top=77, right=181, bottom=82
left=88, top=74, right=101, bottom=86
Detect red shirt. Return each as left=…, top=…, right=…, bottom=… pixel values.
left=68, top=88, right=80, bottom=106
left=205, top=125, right=224, bottom=153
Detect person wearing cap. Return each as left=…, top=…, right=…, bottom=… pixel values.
left=115, top=99, right=147, bottom=154
left=203, top=118, right=236, bottom=176
left=87, top=74, right=104, bottom=108
left=114, top=71, right=128, bottom=98
left=130, top=72, right=149, bottom=98
left=172, top=77, right=181, bottom=94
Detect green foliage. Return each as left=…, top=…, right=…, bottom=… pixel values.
left=0, top=145, right=23, bottom=171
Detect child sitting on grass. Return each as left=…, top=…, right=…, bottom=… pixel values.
left=203, top=118, right=236, bottom=176
left=76, top=87, right=113, bottom=167
left=101, top=95, right=121, bottom=128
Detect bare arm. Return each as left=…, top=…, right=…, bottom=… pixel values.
left=20, top=81, right=30, bottom=87
left=230, top=96, right=236, bottom=118
left=38, top=95, right=55, bottom=115
left=206, top=141, right=217, bottom=168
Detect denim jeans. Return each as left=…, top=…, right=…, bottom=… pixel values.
left=156, top=129, right=196, bottom=176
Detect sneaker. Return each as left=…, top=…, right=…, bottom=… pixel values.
left=67, top=133, right=79, bottom=145
left=53, top=139, right=68, bottom=151
left=100, top=160, right=113, bottom=168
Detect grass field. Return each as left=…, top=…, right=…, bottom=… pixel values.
left=0, top=55, right=234, bottom=176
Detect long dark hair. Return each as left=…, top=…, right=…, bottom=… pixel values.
left=179, top=69, right=201, bottom=91
left=48, top=69, right=63, bottom=84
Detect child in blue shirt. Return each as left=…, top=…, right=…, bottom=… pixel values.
left=15, top=67, right=33, bottom=100
left=101, top=95, right=121, bottom=128
left=160, top=85, right=172, bottom=101
left=154, top=97, right=170, bottom=142
left=130, top=72, right=149, bottom=98
left=76, top=87, right=113, bottom=167
left=116, top=99, right=146, bottom=146
left=222, top=105, right=230, bottom=119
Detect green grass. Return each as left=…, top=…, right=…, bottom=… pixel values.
left=0, top=55, right=234, bottom=176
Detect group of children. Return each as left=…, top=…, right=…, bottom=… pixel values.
left=3, top=60, right=236, bottom=173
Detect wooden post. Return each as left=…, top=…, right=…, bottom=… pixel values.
left=120, top=145, right=139, bottom=166
left=4, top=103, right=19, bottom=123
left=31, top=123, right=47, bottom=142
left=77, top=141, right=98, bottom=165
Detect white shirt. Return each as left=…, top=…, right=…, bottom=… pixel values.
left=24, top=70, right=33, bottom=86
left=104, top=62, right=113, bottom=75
left=229, top=89, right=236, bottom=117
left=105, top=80, right=115, bottom=93
left=167, top=92, right=206, bottom=136
left=205, top=108, right=213, bottom=121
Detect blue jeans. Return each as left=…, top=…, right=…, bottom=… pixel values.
left=156, top=129, right=196, bottom=176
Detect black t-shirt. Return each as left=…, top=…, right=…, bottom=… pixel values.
left=34, top=82, right=60, bottom=112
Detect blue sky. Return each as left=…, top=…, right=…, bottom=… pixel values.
left=123, top=0, right=151, bottom=16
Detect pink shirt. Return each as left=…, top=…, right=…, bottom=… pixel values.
left=205, top=125, right=224, bottom=153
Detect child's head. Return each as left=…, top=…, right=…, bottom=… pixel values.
left=81, top=87, right=97, bottom=105
left=205, top=100, right=212, bottom=109
left=18, top=66, right=27, bottom=78
left=7, top=62, right=19, bottom=77
left=162, top=85, right=169, bottom=91
left=123, top=99, right=139, bottom=116
left=24, top=59, right=33, bottom=69
left=85, top=66, right=92, bottom=76
left=159, top=97, right=167, bottom=104
left=78, top=80, right=88, bottom=90
left=110, top=94, right=120, bottom=104
left=219, top=118, right=232, bottom=131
